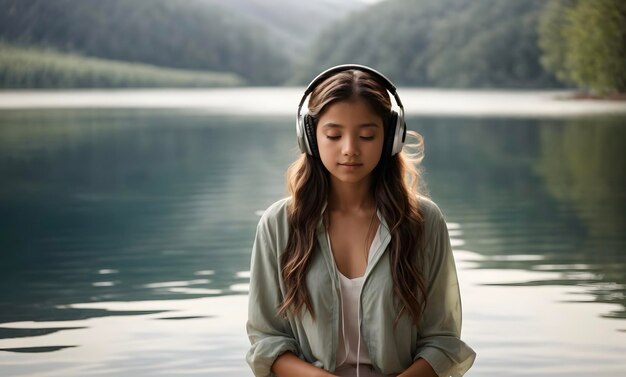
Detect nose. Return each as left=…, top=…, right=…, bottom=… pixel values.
left=342, top=134, right=360, bottom=156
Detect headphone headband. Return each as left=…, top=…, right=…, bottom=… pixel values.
left=297, top=64, right=404, bottom=115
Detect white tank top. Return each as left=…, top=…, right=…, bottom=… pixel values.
left=326, top=221, right=393, bottom=377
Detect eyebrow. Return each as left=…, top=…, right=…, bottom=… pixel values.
left=321, top=122, right=379, bottom=129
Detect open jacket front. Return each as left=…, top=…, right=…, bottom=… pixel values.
left=246, top=196, right=476, bottom=377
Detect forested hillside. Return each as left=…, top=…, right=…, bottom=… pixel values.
left=0, top=0, right=270, bottom=85
left=538, top=0, right=626, bottom=94
left=0, top=0, right=364, bottom=86
left=0, top=42, right=244, bottom=88
left=3, top=0, right=616, bottom=90
left=293, top=0, right=563, bottom=88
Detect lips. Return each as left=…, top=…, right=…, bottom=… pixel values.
left=339, top=162, right=362, bottom=166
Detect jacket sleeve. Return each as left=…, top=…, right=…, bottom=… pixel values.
left=246, top=215, right=300, bottom=377
left=413, top=211, right=476, bottom=377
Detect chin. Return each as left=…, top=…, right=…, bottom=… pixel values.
left=330, top=172, right=371, bottom=184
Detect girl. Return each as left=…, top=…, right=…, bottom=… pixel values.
left=246, top=65, right=476, bottom=377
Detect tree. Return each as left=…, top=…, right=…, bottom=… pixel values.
left=538, top=0, right=577, bottom=83
left=293, top=0, right=560, bottom=88
left=538, top=0, right=626, bottom=94
left=565, top=0, right=626, bottom=93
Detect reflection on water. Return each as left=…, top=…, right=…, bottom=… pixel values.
left=0, top=110, right=293, bottom=324
left=0, top=109, right=625, bottom=376
left=1, top=295, right=250, bottom=377
left=417, top=116, right=626, bottom=320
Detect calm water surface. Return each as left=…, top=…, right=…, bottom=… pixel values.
left=0, top=98, right=625, bottom=376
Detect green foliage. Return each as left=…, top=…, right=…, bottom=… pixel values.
left=539, top=0, right=626, bottom=94
left=425, top=1, right=553, bottom=88
left=292, top=0, right=562, bottom=88
left=538, top=0, right=576, bottom=83
left=565, top=0, right=626, bottom=93
left=535, top=116, right=626, bottom=236
left=6, top=0, right=623, bottom=90
left=0, top=0, right=290, bottom=85
left=0, top=42, right=244, bottom=88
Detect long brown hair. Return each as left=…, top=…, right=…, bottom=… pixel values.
left=278, top=69, right=428, bottom=326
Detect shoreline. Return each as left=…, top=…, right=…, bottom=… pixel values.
left=1, top=87, right=625, bottom=117
left=566, top=91, right=626, bottom=101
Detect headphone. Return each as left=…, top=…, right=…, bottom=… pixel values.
left=296, top=64, right=407, bottom=159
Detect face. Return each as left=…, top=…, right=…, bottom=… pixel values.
left=315, top=98, right=385, bottom=185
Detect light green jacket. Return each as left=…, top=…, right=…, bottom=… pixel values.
left=246, top=196, right=476, bottom=377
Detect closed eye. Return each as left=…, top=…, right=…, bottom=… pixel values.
left=360, top=136, right=374, bottom=140
left=326, top=136, right=340, bottom=140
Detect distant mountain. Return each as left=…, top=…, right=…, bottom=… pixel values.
left=293, top=0, right=563, bottom=88
left=0, top=0, right=363, bottom=85
left=201, top=0, right=366, bottom=58
left=1, top=0, right=562, bottom=89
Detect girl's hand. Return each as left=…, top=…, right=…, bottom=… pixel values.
left=272, top=352, right=337, bottom=377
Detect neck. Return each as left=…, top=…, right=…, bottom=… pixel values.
left=327, top=176, right=375, bottom=212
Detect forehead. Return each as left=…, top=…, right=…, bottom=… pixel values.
left=318, top=99, right=383, bottom=127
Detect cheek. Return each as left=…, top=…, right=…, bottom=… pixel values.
left=316, top=135, right=337, bottom=155
left=376, top=138, right=385, bottom=152
left=315, top=137, right=335, bottom=168
left=368, top=139, right=385, bottom=161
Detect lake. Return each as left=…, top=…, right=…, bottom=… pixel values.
left=0, top=89, right=625, bottom=376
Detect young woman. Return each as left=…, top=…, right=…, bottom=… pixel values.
left=246, top=65, right=476, bottom=377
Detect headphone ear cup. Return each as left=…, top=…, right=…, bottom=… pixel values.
left=390, top=111, right=407, bottom=156
left=384, top=111, right=398, bottom=156
left=296, top=112, right=306, bottom=154
left=304, top=115, right=320, bottom=158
